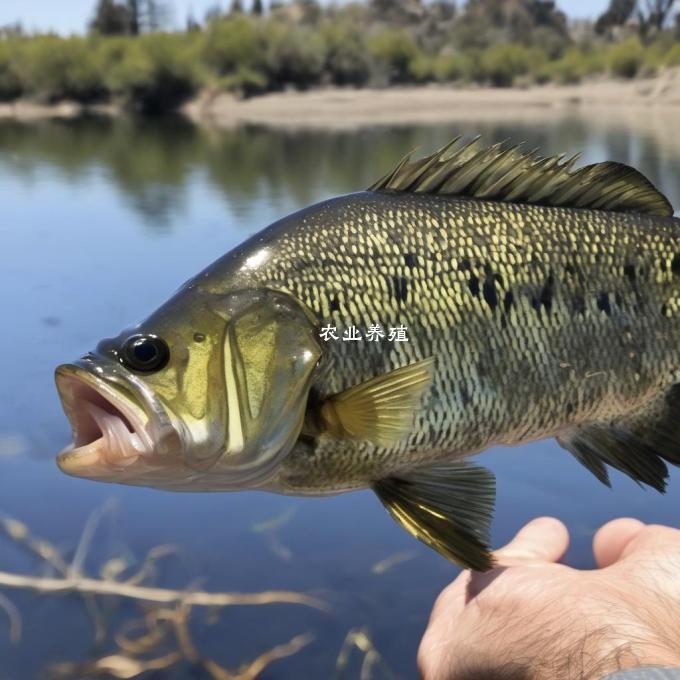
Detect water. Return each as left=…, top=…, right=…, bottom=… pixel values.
left=0, top=112, right=679, bottom=679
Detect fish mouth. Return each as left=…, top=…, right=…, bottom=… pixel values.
left=55, top=359, right=180, bottom=480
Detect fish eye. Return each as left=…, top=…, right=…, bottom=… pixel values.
left=120, top=334, right=169, bottom=373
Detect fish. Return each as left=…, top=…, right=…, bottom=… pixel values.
left=55, top=136, right=680, bottom=571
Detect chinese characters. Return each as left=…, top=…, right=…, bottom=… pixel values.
left=319, top=323, right=409, bottom=342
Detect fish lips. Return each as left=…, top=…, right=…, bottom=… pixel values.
left=54, top=355, right=183, bottom=479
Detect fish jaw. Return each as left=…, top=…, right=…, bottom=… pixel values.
left=55, top=362, right=178, bottom=481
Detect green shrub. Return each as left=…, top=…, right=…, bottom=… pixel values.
left=367, top=29, right=419, bottom=84
left=608, top=37, right=644, bottom=78
left=408, top=53, right=434, bottom=83
left=200, top=16, right=266, bottom=75
left=13, top=36, right=107, bottom=102
left=321, top=22, right=371, bottom=86
left=539, top=47, right=606, bottom=84
left=104, top=34, right=200, bottom=113
left=219, top=66, right=269, bottom=97
left=0, top=40, right=23, bottom=101
left=664, top=43, right=680, bottom=66
left=265, top=24, right=326, bottom=88
left=479, top=43, right=537, bottom=87
left=432, top=52, right=474, bottom=83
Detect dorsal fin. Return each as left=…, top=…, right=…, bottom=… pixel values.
left=368, top=136, right=673, bottom=217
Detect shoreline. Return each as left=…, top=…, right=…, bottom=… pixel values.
left=1, top=69, right=679, bottom=128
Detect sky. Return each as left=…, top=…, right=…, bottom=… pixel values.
left=0, top=0, right=611, bottom=35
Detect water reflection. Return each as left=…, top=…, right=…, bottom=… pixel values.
left=0, top=113, right=677, bottom=232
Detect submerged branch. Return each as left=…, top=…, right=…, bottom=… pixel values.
left=0, top=569, right=328, bottom=610
left=0, top=505, right=325, bottom=677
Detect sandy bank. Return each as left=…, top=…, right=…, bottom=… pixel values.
left=1, top=68, right=679, bottom=129
left=184, top=69, right=680, bottom=128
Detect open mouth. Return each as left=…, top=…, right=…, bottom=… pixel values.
left=56, top=372, right=152, bottom=471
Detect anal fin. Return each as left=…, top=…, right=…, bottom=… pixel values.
left=373, top=462, right=496, bottom=571
left=557, top=385, right=680, bottom=493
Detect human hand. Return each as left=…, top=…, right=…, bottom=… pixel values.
left=418, top=517, right=680, bottom=680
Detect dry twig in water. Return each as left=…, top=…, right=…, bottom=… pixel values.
left=0, top=505, right=326, bottom=678
left=335, top=627, right=397, bottom=680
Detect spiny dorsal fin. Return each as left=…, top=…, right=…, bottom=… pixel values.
left=368, top=136, right=673, bottom=217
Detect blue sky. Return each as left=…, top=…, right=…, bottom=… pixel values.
left=1, top=0, right=611, bottom=34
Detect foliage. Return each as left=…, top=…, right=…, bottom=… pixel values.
left=667, top=42, right=680, bottom=63
left=89, top=0, right=170, bottom=36
left=595, top=0, right=679, bottom=38
left=0, top=40, right=23, bottom=101
left=264, top=22, right=327, bottom=88
left=200, top=15, right=265, bottom=76
left=608, top=36, right=645, bottom=77
left=11, top=36, right=107, bottom=103
left=90, top=0, right=131, bottom=35
left=432, top=52, right=476, bottom=82
left=0, top=0, right=678, bottom=113
left=367, top=29, right=421, bottom=84
left=539, top=47, right=606, bottom=84
left=102, top=34, right=201, bottom=112
left=595, top=0, right=636, bottom=35
left=321, top=21, right=371, bottom=86
left=479, top=43, right=541, bottom=86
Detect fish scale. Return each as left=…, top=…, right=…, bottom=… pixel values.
left=212, top=191, right=680, bottom=492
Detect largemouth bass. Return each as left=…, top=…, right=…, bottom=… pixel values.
left=55, top=137, right=680, bottom=570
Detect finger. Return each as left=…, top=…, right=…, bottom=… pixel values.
left=494, top=516, right=569, bottom=565
left=617, top=523, right=680, bottom=562
left=593, top=517, right=645, bottom=568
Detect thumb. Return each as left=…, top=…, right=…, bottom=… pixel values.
left=495, top=517, right=570, bottom=565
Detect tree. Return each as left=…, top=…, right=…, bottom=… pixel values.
left=637, top=0, right=678, bottom=32
left=90, top=0, right=130, bottom=35
left=142, top=0, right=170, bottom=32
left=452, top=0, right=568, bottom=52
left=252, top=0, right=264, bottom=15
left=595, top=0, right=636, bottom=34
left=595, top=0, right=677, bottom=37
left=186, top=11, right=201, bottom=31
left=127, top=0, right=140, bottom=34
left=230, top=0, right=244, bottom=14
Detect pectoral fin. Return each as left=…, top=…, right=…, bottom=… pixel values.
left=373, top=462, right=496, bottom=571
left=320, top=358, right=434, bottom=446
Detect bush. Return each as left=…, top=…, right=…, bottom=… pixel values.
left=608, top=37, right=644, bottom=78
left=265, top=23, right=326, bottom=88
left=408, top=54, right=435, bottom=83
left=0, top=40, right=23, bottom=101
left=539, top=47, right=606, bottom=84
left=479, top=43, right=538, bottom=87
left=367, top=29, right=420, bottom=84
left=200, top=16, right=266, bottom=76
left=432, top=52, right=474, bottom=83
left=219, top=66, right=269, bottom=97
left=663, top=43, right=680, bottom=66
left=104, top=34, right=200, bottom=113
left=13, top=36, right=107, bottom=103
left=321, top=21, right=371, bottom=86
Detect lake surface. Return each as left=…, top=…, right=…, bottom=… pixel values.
left=1, top=111, right=679, bottom=679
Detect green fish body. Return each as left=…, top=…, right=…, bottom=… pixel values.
left=55, top=138, right=680, bottom=570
